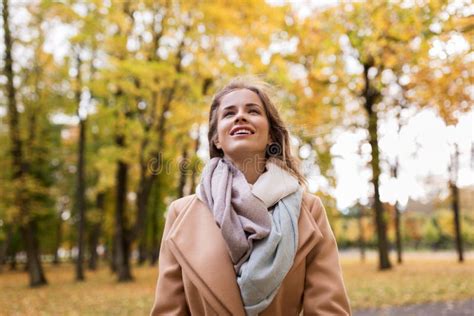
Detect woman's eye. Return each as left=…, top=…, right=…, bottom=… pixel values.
left=223, top=109, right=258, bottom=117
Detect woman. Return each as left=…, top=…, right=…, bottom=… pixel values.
left=150, top=77, right=351, bottom=316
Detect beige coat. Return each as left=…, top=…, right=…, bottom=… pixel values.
left=150, top=192, right=352, bottom=315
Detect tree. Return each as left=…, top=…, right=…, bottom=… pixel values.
left=329, top=0, right=450, bottom=269
left=408, top=2, right=472, bottom=262
left=390, top=115, right=404, bottom=264
left=74, top=51, right=86, bottom=280
left=2, top=0, right=47, bottom=286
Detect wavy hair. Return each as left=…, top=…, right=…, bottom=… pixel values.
left=207, top=76, right=307, bottom=188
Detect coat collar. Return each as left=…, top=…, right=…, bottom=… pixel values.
left=250, top=159, right=300, bottom=207
left=167, top=193, right=323, bottom=315
left=195, top=158, right=300, bottom=209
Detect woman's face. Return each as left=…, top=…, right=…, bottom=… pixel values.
left=214, top=88, right=271, bottom=162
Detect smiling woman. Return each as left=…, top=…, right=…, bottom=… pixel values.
left=150, top=76, right=352, bottom=316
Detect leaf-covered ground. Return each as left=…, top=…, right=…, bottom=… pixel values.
left=0, top=263, right=157, bottom=316
left=342, top=252, right=474, bottom=309
left=0, top=252, right=472, bottom=315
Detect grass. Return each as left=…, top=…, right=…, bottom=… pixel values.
left=0, top=263, right=157, bottom=316
left=0, top=252, right=472, bottom=315
left=342, top=251, right=474, bottom=310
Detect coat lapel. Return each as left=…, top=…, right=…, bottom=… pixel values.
left=167, top=193, right=323, bottom=315
left=167, top=195, right=246, bottom=316
left=293, top=194, right=324, bottom=269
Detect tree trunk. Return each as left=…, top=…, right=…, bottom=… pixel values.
left=190, top=131, right=201, bottom=193
left=395, top=202, right=403, bottom=264
left=362, top=60, right=391, bottom=270
left=87, top=222, right=100, bottom=270
left=9, top=252, right=17, bottom=270
left=149, top=178, right=161, bottom=266
left=75, top=53, right=86, bottom=281
left=149, top=207, right=159, bottom=265
left=135, top=141, right=153, bottom=265
left=88, top=192, right=105, bottom=270
left=0, top=242, right=6, bottom=271
left=20, top=222, right=47, bottom=286
left=0, top=225, right=12, bottom=271
left=137, top=238, right=148, bottom=265
left=177, top=146, right=188, bottom=198
left=135, top=167, right=149, bottom=266
left=150, top=224, right=159, bottom=265
left=6, top=228, right=18, bottom=271
left=115, top=134, right=133, bottom=281
left=450, top=143, right=464, bottom=262
left=2, top=0, right=47, bottom=286
left=390, top=156, right=403, bottom=264
left=53, top=210, right=63, bottom=265
left=357, top=207, right=366, bottom=263
left=392, top=108, right=403, bottom=264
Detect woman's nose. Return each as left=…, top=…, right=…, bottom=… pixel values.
left=234, top=109, right=248, bottom=122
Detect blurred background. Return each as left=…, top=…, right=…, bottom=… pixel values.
left=0, top=0, right=472, bottom=314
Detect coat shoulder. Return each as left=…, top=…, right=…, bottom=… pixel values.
left=301, top=191, right=323, bottom=212
left=169, top=194, right=198, bottom=216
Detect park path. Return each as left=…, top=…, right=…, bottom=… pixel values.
left=353, top=299, right=474, bottom=316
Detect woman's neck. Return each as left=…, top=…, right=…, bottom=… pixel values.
left=226, top=154, right=266, bottom=184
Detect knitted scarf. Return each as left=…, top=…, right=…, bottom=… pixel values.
left=196, top=156, right=302, bottom=315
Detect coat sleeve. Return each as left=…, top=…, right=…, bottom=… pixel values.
left=150, top=201, right=190, bottom=316
left=302, top=196, right=352, bottom=316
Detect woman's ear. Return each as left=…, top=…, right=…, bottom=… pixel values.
left=214, top=138, right=221, bottom=149
left=268, top=133, right=273, bottom=144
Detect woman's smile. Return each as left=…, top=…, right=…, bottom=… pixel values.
left=230, top=125, right=255, bottom=137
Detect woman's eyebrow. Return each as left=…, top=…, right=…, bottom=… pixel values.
left=222, top=103, right=261, bottom=110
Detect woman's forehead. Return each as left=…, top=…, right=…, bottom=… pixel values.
left=220, top=88, right=263, bottom=109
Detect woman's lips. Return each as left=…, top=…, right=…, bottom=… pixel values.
left=232, top=133, right=253, bottom=138
left=230, top=125, right=255, bottom=136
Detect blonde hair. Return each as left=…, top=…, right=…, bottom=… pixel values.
left=207, top=76, right=307, bottom=188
